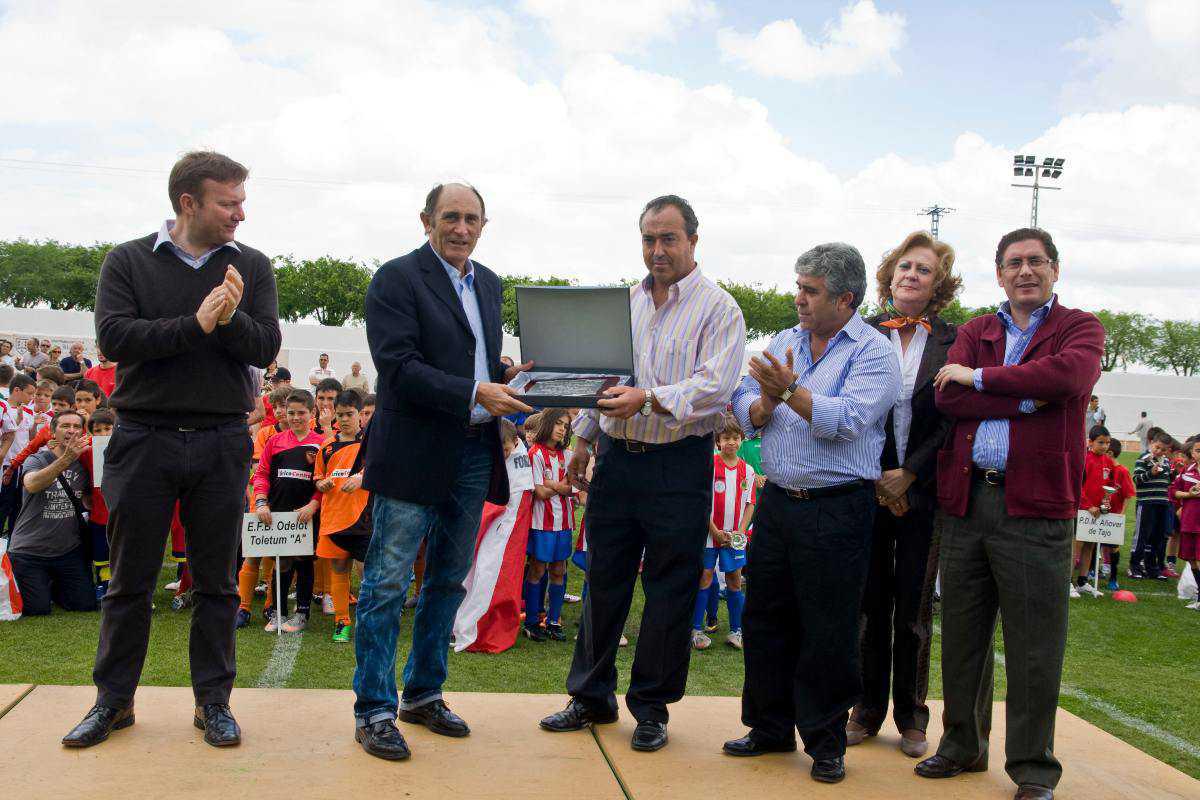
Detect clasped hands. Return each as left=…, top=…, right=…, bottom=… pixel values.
left=196, top=266, right=245, bottom=334
left=748, top=348, right=797, bottom=402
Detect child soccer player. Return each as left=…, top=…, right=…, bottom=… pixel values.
left=1073, top=426, right=1117, bottom=597
left=252, top=390, right=325, bottom=633
left=1171, top=437, right=1200, bottom=609
left=1130, top=432, right=1174, bottom=580
left=1102, top=438, right=1136, bottom=591
left=82, top=409, right=115, bottom=599
left=73, top=380, right=103, bottom=424
left=523, top=409, right=574, bottom=641
left=0, top=374, right=38, bottom=536
left=360, top=393, right=376, bottom=428
left=313, top=391, right=372, bottom=642
left=693, top=416, right=756, bottom=650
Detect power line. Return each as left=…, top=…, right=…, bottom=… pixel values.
left=918, top=204, right=955, bottom=239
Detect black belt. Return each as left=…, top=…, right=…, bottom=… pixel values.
left=771, top=479, right=871, bottom=501
left=613, top=434, right=710, bottom=454
left=973, top=468, right=1006, bottom=486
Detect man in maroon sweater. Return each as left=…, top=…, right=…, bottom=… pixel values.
left=918, top=229, right=1103, bottom=800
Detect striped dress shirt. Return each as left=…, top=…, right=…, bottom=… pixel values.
left=731, top=313, right=900, bottom=489
left=969, top=296, right=1052, bottom=471
left=573, top=267, right=746, bottom=445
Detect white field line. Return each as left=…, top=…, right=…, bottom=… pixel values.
left=255, top=632, right=303, bottom=689
left=933, top=624, right=1200, bottom=759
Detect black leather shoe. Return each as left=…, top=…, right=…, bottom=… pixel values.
left=399, top=699, right=470, bottom=738
left=631, top=721, right=668, bottom=752
left=356, top=720, right=411, bottom=760
left=1014, top=785, right=1053, bottom=800
left=811, top=756, right=846, bottom=783
left=193, top=704, right=241, bottom=747
left=62, top=704, right=134, bottom=748
left=722, top=734, right=797, bottom=756
left=540, top=698, right=619, bottom=732
left=915, top=752, right=988, bottom=778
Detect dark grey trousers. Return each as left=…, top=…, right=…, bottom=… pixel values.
left=936, top=479, right=1073, bottom=789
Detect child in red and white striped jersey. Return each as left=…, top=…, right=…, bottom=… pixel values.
left=522, top=409, right=575, bottom=642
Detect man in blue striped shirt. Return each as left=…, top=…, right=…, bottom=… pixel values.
left=723, top=243, right=900, bottom=784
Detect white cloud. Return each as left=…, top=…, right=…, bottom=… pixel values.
left=0, top=0, right=1197, bottom=322
left=520, top=0, right=716, bottom=55
left=717, top=1, right=905, bottom=82
left=1064, top=0, right=1200, bottom=109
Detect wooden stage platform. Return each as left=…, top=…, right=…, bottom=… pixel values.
left=0, top=685, right=1194, bottom=799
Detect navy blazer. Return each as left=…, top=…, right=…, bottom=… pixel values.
left=362, top=242, right=509, bottom=505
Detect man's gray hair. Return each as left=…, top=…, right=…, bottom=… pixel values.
left=794, top=242, right=867, bottom=310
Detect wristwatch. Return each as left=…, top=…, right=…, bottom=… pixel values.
left=640, top=390, right=654, bottom=417
left=779, top=378, right=800, bottom=403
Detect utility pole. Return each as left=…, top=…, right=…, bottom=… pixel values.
left=1011, top=155, right=1065, bottom=228
left=918, top=204, right=954, bottom=239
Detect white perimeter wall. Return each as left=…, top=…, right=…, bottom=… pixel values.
left=3, top=306, right=1196, bottom=440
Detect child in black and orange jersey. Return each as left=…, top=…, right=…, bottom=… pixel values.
left=313, top=391, right=372, bottom=643
left=310, top=378, right=344, bottom=607
left=252, top=390, right=324, bottom=633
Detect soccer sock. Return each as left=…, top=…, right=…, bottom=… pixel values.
left=261, top=556, right=275, bottom=585
left=177, top=564, right=192, bottom=596
left=692, top=587, right=708, bottom=631
left=547, top=581, right=566, bottom=625
left=314, top=557, right=330, bottom=596
left=540, top=571, right=550, bottom=607
left=1109, top=550, right=1121, bottom=578
left=295, top=559, right=315, bottom=616
left=237, top=561, right=258, bottom=612
left=727, top=589, right=745, bottom=632
left=1075, top=575, right=1088, bottom=588
left=523, top=581, right=543, bottom=629
left=706, top=580, right=720, bottom=621
left=330, top=568, right=351, bottom=625
left=272, top=568, right=291, bottom=618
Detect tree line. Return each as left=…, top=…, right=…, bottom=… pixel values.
left=3, top=238, right=1199, bottom=376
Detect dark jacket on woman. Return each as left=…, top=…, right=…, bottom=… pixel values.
left=867, top=312, right=956, bottom=510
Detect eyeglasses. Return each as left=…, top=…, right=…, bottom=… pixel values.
left=1001, top=256, right=1053, bottom=271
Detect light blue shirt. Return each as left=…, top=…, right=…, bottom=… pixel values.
left=732, top=313, right=901, bottom=489
left=970, top=295, right=1055, bottom=471
left=152, top=220, right=239, bottom=269
left=431, top=243, right=491, bottom=424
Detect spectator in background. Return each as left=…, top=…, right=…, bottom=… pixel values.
left=6, top=409, right=96, bottom=616
left=48, top=345, right=63, bottom=367
left=308, top=353, right=335, bottom=388
left=85, top=352, right=117, bottom=398
left=21, top=337, right=48, bottom=376
left=1086, top=395, right=1106, bottom=430
left=342, top=362, right=371, bottom=395
left=1130, top=412, right=1154, bottom=454
left=60, top=342, right=93, bottom=382
left=0, top=339, right=15, bottom=368
left=0, top=363, right=12, bottom=401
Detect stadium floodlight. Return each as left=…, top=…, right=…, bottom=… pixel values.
left=1009, top=153, right=1067, bottom=227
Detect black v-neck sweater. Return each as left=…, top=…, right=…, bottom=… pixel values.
left=94, top=232, right=282, bottom=428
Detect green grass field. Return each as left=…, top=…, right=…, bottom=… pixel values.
left=1, top=453, right=1197, bottom=778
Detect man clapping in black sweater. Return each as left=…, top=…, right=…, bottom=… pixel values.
left=62, top=151, right=281, bottom=750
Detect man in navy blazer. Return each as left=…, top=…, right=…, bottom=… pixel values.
left=353, top=183, right=532, bottom=761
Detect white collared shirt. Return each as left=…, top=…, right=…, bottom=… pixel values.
left=889, top=325, right=928, bottom=464
left=152, top=220, right=240, bottom=270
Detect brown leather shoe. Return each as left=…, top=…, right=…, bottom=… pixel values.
left=1014, top=784, right=1053, bottom=800
left=914, top=752, right=988, bottom=778
left=845, top=719, right=874, bottom=746
left=900, top=728, right=928, bottom=758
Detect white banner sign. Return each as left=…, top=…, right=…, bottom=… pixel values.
left=241, top=512, right=313, bottom=557
left=1074, top=510, right=1125, bottom=544
left=90, top=434, right=109, bottom=487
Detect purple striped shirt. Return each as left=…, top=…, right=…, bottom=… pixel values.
left=574, top=267, right=746, bottom=445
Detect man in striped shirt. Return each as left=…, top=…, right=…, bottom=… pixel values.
left=722, top=243, right=900, bottom=784
left=539, top=194, right=746, bottom=754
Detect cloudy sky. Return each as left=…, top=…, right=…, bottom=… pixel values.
left=1, top=0, right=1197, bottom=318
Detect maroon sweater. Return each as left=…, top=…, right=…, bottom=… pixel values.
left=935, top=301, right=1104, bottom=519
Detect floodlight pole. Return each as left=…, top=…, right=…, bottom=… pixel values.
left=1011, top=155, right=1065, bottom=228
left=918, top=204, right=954, bottom=239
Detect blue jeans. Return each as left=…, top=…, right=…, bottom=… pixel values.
left=353, top=437, right=493, bottom=725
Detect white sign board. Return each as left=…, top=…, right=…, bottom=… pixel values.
left=1074, top=510, right=1125, bottom=545
left=241, top=512, right=313, bottom=557
left=90, top=434, right=109, bottom=487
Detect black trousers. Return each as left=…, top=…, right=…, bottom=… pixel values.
left=566, top=434, right=712, bottom=724
left=855, top=506, right=937, bottom=733
left=92, top=420, right=251, bottom=709
left=1131, top=502, right=1172, bottom=577
left=9, top=546, right=96, bottom=616
left=937, top=480, right=1072, bottom=789
left=741, top=482, right=875, bottom=760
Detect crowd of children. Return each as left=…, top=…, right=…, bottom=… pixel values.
left=4, top=345, right=1199, bottom=636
